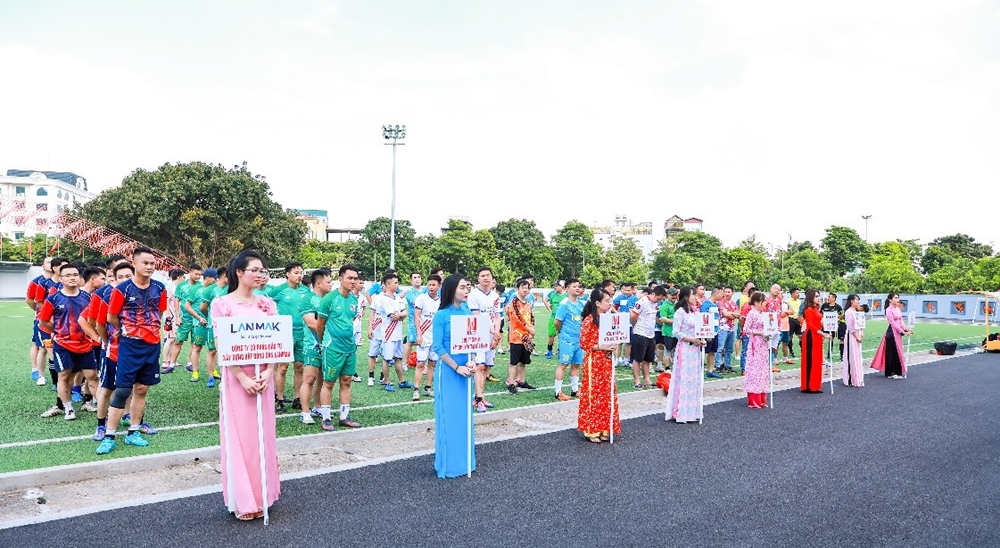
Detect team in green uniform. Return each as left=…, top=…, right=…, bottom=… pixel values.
left=297, top=268, right=333, bottom=423
left=265, top=263, right=312, bottom=412
left=164, top=265, right=203, bottom=374
left=314, top=265, right=362, bottom=431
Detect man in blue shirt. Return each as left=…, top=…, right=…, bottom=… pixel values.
left=700, top=286, right=723, bottom=378
left=612, top=282, right=638, bottom=365
left=403, top=271, right=423, bottom=369
left=553, top=278, right=585, bottom=401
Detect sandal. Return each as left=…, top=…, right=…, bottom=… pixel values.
left=632, top=384, right=643, bottom=389
left=235, top=511, right=261, bottom=521
left=599, top=435, right=610, bottom=441
left=586, top=436, right=602, bottom=443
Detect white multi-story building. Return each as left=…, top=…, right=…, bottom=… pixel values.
left=0, top=169, right=96, bottom=239
left=589, top=215, right=658, bottom=259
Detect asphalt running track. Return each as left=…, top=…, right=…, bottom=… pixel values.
left=4, top=353, right=1000, bottom=547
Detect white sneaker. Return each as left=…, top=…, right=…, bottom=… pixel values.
left=367, top=377, right=374, bottom=387
left=300, top=414, right=315, bottom=425
left=81, top=401, right=98, bottom=412
left=40, top=405, right=62, bottom=418
left=412, top=389, right=420, bottom=401
left=36, top=376, right=46, bottom=386
left=64, top=408, right=77, bottom=421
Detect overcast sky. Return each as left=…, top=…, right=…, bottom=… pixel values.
left=2, top=1, right=998, bottom=251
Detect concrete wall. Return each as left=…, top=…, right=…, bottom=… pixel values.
left=0, top=264, right=40, bottom=300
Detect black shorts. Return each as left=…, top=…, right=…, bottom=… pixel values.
left=654, top=331, right=664, bottom=345
left=663, top=336, right=677, bottom=352
left=705, top=337, right=719, bottom=353
left=509, top=343, right=531, bottom=366
left=630, top=334, right=656, bottom=363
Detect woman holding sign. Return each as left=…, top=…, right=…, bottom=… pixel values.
left=871, top=293, right=911, bottom=379
left=743, top=292, right=771, bottom=408
left=799, top=289, right=830, bottom=393
left=431, top=274, right=476, bottom=478
left=577, top=289, right=621, bottom=443
left=210, top=250, right=280, bottom=522
left=842, top=294, right=865, bottom=387
left=667, top=286, right=706, bottom=423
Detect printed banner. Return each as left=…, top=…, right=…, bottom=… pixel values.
left=215, top=315, right=295, bottom=366
left=762, top=311, right=781, bottom=337
left=695, top=311, right=718, bottom=339
left=450, top=313, right=492, bottom=354
left=907, top=311, right=917, bottom=328
left=599, top=312, right=631, bottom=345
left=853, top=311, right=866, bottom=332
left=822, top=311, right=839, bottom=332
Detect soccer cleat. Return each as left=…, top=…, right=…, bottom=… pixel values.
left=140, top=423, right=158, bottom=435
left=64, top=408, right=77, bottom=421
left=36, top=376, right=46, bottom=386
left=121, top=413, right=131, bottom=425
left=482, top=399, right=495, bottom=409
left=71, top=388, right=83, bottom=403
left=398, top=381, right=414, bottom=389
left=300, top=414, right=315, bottom=425
left=31, top=370, right=40, bottom=382
left=570, top=391, right=579, bottom=398
left=275, top=400, right=287, bottom=413
left=475, top=400, right=488, bottom=413
left=206, top=377, right=216, bottom=388
left=545, top=351, right=553, bottom=359
left=424, top=387, right=434, bottom=398
left=412, top=389, right=421, bottom=401
left=213, top=370, right=221, bottom=380
left=321, top=419, right=336, bottom=431
left=92, top=425, right=107, bottom=441
left=50, top=383, right=57, bottom=391
left=352, top=374, right=363, bottom=382
left=339, top=418, right=361, bottom=428
left=486, top=374, right=501, bottom=383
left=161, top=364, right=176, bottom=374
left=291, top=398, right=301, bottom=410
left=185, top=363, right=194, bottom=372
left=311, top=407, right=322, bottom=418
left=190, top=371, right=200, bottom=382
left=125, top=431, right=149, bottom=447
left=40, top=406, right=62, bottom=418
left=367, top=377, right=375, bottom=387
left=555, top=392, right=572, bottom=402
left=81, top=401, right=98, bottom=413
left=95, top=438, right=116, bottom=455
left=517, top=381, right=536, bottom=390
left=507, top=383, right=519, bottom=395
left=706, top=371, right=721, bottom=379
left=384, top=383, right=396, bottom=393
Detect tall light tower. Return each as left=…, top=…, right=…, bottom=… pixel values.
left=382, top=124, right=406, bottom=270
left=862, top=215, right=872, bottom=242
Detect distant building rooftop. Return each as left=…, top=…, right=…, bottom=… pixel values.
left=295, top=209, right=328, bottom=218
left=6, top=169, right=88, bottom=192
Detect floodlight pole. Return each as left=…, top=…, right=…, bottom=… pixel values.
left=862, top=215, right=872, bottom=242
left=383, top=124, right=406, bottom=270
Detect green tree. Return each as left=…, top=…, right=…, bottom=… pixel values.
left=820, top=226, right=870, bottom=276
left=922, top=258, right=981, bottom=294
left=788, top=241, right=817, bottom=254
left=77, top=162, right=305, bottom=267
left=551, top=221, right=602, bottom=278
left=579, top=264, right=603, bottom=288
left=431, top=219, right=477, bottom=274
left=853, top=242, right=923, bottom=293
left=359, top=216, right=416, bottom=273
left=488, top=219, right=560, bottom=284
left=650, top=231, right=724, bottom=284
left=717, top=247, right=770, bottom=288
left=299, top=240, right=357, bottom=270
left=601, top=235, right=648, bottom=283
left=929, top=234, right=993, bottom=258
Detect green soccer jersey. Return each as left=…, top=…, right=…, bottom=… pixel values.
left=201, top=283, right=224, bottom=318
left=266, top=282, right=312, bottom=331
left=548, top=290, right=567, bottom=314
left=300, top=291, right=323, bottom=351
left=659, top=300, right=676, bottom=337
left=316, top=290, right=358, bottom=355
left=178, top=281, right=200, bottom=323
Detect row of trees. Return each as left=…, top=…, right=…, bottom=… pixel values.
left=3, top=162, right=996, bottom=294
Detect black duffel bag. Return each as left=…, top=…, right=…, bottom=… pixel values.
left=934, top=341, right=957, bottom=355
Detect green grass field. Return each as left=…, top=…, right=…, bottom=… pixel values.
left=0, top=300, right=990, bottom=473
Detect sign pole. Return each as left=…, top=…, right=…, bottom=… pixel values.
left=608, top=353, right=615, bottom=445
left=256, top=363, right=269, bottom=526
left=467, top=360, right=473, bottom=478
left=828, top=336, right=834, bottom=395
left=769, top=348, right=774, bottom=410
left=698, top=344, right=705, bottom=425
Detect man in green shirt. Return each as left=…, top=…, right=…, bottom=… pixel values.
left=785, top=287, right=802, bottom=358
left=298, top=268, right=332, bottom=424
left=265, top=262, right=312, bottom=412
left=164, top=265, right=203, bottom=374
left=657, top=287, right=679, bottom=370
left=198, top=268, right=228, bottom=388
left=544, top=281, right=566, bottom=359
left=186, top=268, right=217, bottom=383
left=315, top=264, right=361, bottom=432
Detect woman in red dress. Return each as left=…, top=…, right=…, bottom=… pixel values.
left=577, top=288, right=621, bottom=443
left=800, top=289, right=831, bottom=393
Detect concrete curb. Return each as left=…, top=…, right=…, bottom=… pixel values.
left=0, top=350, right=969, bottom=493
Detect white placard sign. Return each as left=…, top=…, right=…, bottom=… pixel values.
left=599, top=312, right=631, bottom=345
left=822, top=311, right=839, bottom=332
left=215, top=315, right=295, bottom=366
left=694, top=311, right=718, bottom=339
left=762, top=311, right=780, bottom=336
left=853, top=311, right=866, bottom=332
left=450, top=313, right=492, bottom=354
left=907, top=311, right=917, bottom=328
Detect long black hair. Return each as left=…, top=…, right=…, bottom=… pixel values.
left=804, top=288, right=819, bottom=310
left=439, top=273, right=467, bottom=308
left=227, top=249, right=263, bottom=294
left=676, top=286, right=694, bottom=313
left=582, top=288, right=608, bottom=326
left=885, top=292, right=900, bottom=315
left=845, top=293, right=860, bottom=310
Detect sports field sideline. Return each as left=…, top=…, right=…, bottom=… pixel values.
left=0, top=300, right=986, bottom=474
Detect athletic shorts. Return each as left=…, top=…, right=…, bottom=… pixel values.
left=663, top=336, right=677, bottom=352
left=193, top=324, right=208, bottom=347
left=548, top=317, right=558, bottom=338
left=116, top=337, right=162, bottom=387
left=509, top=343, right=531, bottom=366
left=354, top=331, right=363, bottom=347
left=93, top=346, right=103, bottom=366
left=474, top=348, right=496, bottom=367
left=416, top=345, right=438, bottom=363
left=292, top=338, right=305, bottom=363
left=704, top=336, right=719, bottom=353
left=33, top=321, right=52, bottom=347
left=204, top=327, right=216, bottom=351
left=175, top=321, right=194, bottom=342
left=368, top=338, right=384, bottom=358
left=380, top=340, right=403, bottom=362
left=630, top=334, right=656, bottom=363
left=780, top=331, right=790, bottom=344
left=322, top=350, right=356, bottom=382
left=53, top=343, right=97, bottom=373
left=303, top=341, right=321, bottom=368
left=100, top=357, right=118, bottom=390
left=407, top=325, right=418, bottom=345
left=559, top=342, right=583, bottom=365
left=654, top=330, right=665, bottom=345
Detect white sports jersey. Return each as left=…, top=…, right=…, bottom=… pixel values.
left=353, top=292, right=368, bottom=333
left=468, top=286, right=500, bottom=320
left=413, top=293, right=441, bottom=347
left=632, top=296, right=659, bottom=338
left=374, top=292, right=407, bottom=343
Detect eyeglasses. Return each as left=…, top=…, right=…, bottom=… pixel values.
left=246, top=268, right=265, bottom=274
